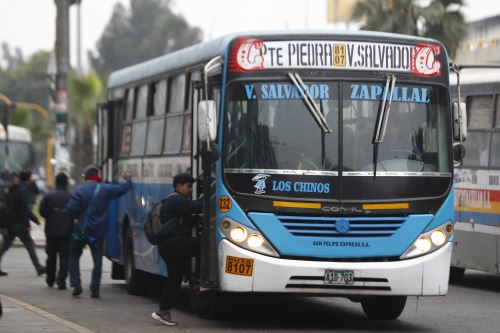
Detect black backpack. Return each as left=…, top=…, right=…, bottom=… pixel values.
left=144, top=193, right=182, bottom=245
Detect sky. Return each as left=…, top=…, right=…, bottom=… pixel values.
left=0, top=0, right=498, bottom=69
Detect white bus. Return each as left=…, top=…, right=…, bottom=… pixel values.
left=0, top=124, right=34, bottom=175
left=451, top=66, right=500, bottom=281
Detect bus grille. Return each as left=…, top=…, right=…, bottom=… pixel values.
left=276, top=215, right=405, bottom=238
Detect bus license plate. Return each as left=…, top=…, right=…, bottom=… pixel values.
left=225, top=256, right=254, bottom=276
left=324, top=269, right=354, bottom=285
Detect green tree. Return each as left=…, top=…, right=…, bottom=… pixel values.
left=68, top=73, right=103, bottom=181
left=91, top=0, right=202, bottom=76
left=352, top=0, right=466, bottom=57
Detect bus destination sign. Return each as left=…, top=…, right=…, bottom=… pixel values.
left=229, top=38, right=442, bottom=77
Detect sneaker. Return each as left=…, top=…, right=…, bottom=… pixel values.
left=57, top=284, right=67, bottom=290
left=152, top=311, right=177, bottom=326
left=0, top=270, right=7, bottom=277
left=37, top=266, right=46, bottom=276
left=72, top=286, right=82, bottom=296
left=91, top=290, right=100, bottom=299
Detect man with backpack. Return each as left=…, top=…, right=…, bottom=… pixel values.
left=151, top=173, right=202, bottom=326
left=0, top=170, right=45, bottom=276
left=66, top=165, right=132, bottom=298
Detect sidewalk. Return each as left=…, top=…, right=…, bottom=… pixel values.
left=0, top=294, right=94, bottom=333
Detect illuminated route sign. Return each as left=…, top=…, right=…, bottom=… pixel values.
left=229, top=38, right=442, bottom=77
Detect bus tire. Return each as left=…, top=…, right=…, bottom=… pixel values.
left=361, top=296, right=406, bottom=320
left=189, top=285, right=219, bottom=318
left=111, top=262, right=124, bottom=280
left=124, top=227, right=145, bottom=295
left=449, top=266, right=465, bottom=283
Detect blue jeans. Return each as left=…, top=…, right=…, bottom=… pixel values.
left=69, top=237, right=104, bottom=292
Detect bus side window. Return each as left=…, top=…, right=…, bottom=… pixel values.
left=125, top=88, right=136, bottom=121
left=495, top=94, right=500, bottom=128
left=153, top=80, right=168, bottom=115
left=135, top=85, right=149, bottom=119
left=491, top=133, right=500, bottom=168
left=169, top=74, right=186, bottom=113
left=467, top=95, right=493, bottom=129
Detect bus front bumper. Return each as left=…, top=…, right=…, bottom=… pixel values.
left=218, top=239, right=452, bottom=296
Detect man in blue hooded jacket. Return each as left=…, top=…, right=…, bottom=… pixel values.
left=66, top=165, right=132, bottom=298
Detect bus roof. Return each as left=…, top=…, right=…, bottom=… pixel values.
left=450, top=66, right=500, bottom=85
left=0, top=124, right=32, bottom=142
left=107, top=30, right=443, bottom=89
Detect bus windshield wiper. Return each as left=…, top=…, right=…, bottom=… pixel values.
left=372, top=74, right=397, bottom=177
left=288, top=72, right=332, bottom=133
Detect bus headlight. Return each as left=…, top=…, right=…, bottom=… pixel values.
left=415, top=237, right=432, bottom=253
left=247, top=234, right=264, bottom=248
left=400, top=221, right=453, bottom=259
left=219, top=218, right=279, bottom=257
left=430, top=229, right=447, bottom=246
left=229, top=227, right=247, bottom=243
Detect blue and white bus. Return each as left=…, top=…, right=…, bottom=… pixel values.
left=451, top=66, right=500, bottom=281
left=98, top=31, right=463, bottom=320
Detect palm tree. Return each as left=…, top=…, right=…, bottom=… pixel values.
left=421, top=0, right=467, bottom=57
left=352, top=0, right=466, bottom=57
left=68, top=73, right=103, bottom=182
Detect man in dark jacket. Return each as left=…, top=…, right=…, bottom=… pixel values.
left=66, top=165, right=132, bottom=298
left=0, top=170, right=45, bottom=276
left=39, top=172, right=72, bottom=289
left=151, top=173, right=202, bottom=326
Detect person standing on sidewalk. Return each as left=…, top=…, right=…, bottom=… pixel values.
left=66, top=165, right=132, bottom=298
left=0, top=170, right=46, bottom=276
left=39, top=172, right=73, bottom=289
left=152, top=173, right=202, bottom=326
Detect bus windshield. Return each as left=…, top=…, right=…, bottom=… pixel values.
left=224, top=80, right=451, bottom=201
left=224, top=81, right=339, bottom=171
left=224, top=80, right=450, bottom=174
left=342, top=82, right=451, bottom=174
left=0, top=141, right=34, bottom=173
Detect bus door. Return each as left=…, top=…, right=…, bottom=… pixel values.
left=97, top=98, right=124, bottom=258
left=191, top=62, right=221, bottom=289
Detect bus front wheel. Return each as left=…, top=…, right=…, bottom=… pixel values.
left=361, top=296, right=406, bottom=320
left=189, top=285, right=219, bottom=318
left=124, top=228, right=145, bottom=295
left=449, top=266, right=465, bottom=283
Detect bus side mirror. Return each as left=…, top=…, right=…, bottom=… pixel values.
left=198, top=100, right=217, bottom=143
left=453, top=142, right=466, bottom=167
left=453, top=102, right=467, bottom=141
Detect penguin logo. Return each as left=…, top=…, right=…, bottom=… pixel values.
left=252, top=174, right=270, bottom=195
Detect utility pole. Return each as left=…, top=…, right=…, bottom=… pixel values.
left=53, top=0, right=78, bottom=174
